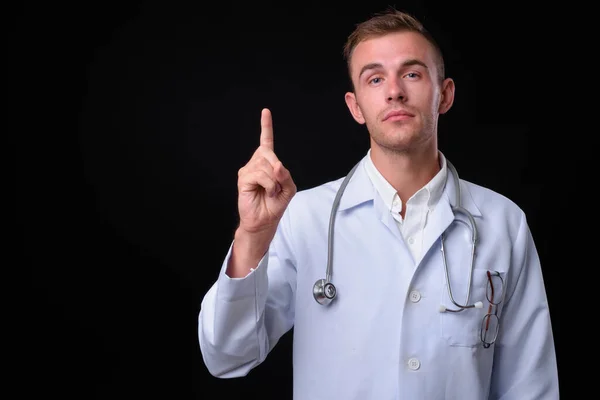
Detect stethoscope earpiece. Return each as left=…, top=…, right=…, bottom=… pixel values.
left=313, top=278, right=337, bottom=305
left=439, top=301, right=483, bottom=313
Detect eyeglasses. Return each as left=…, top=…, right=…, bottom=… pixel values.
left=480, top=271, right=505, bottom=348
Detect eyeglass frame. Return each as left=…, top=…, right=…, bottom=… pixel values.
left=480, top=270, right=505, bottom=348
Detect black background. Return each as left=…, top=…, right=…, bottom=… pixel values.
left=13, top=1, right=568, bottom=398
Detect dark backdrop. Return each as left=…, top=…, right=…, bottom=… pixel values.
left=13, top=1, right=566, bottom=398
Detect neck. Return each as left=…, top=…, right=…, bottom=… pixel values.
left=369, top=141, right=440, bottom=206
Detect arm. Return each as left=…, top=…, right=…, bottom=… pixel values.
left=197, top=210, right=297, bottom=378
left=489, top=211, right=559, bottom=399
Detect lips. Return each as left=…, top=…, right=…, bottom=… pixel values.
left=383, top=109, right=415, bottom=121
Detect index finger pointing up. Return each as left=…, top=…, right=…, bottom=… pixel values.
left=260, top=108, right=274, bottom=150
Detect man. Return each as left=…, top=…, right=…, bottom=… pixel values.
left=198, top=9, right=559, bottom=399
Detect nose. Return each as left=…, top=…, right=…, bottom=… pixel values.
left=386, top=78, right=406, bottom=103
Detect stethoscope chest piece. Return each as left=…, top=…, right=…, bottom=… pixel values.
left=313, top=278, right=337, bottom=305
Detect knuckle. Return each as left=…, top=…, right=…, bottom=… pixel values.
left=256, top=170, right=271, bottom=182
left=258, top=157, right=273, bottom=170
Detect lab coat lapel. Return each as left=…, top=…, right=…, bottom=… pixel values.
left=420, top=196, right=454, bottom=265
left=337, top=158, right=375, bottom=212
left=419, top=165, right=482, bottom=266
left=373, top=193, right=403, bottom=241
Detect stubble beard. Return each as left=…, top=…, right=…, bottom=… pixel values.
left=369, top=115, right=437, bottom=156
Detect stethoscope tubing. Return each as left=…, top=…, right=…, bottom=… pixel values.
left=315, top=158, right=481, bottom=313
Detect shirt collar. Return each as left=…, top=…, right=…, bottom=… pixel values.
left=363, top=149, right=448, bottom=213
left=336, top=152, right=481, bottom=218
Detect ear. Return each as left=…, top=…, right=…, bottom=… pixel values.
left=438, top=78, right=455, bottom=114
left=344, top=92, right=366, bottom=124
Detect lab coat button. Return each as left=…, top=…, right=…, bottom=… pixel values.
left=408, top=357, right=420, bottom=370
left=409, top=290, right=421, bottom=303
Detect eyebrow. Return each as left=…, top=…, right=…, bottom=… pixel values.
left=358, top=59, right=429, bottom=79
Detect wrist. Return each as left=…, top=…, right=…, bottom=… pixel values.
left=227, top=227, right=274, bottom=277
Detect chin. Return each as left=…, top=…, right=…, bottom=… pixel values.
left=384, top=129, right=417, bottom=144
left=372, top=138, right=414, bottom=153
left=378, top=127, right=426, bottom=147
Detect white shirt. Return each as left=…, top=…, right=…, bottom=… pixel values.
left=198, top=153, right=559, bottom=399
left=363, top=150, right=447, bottom=263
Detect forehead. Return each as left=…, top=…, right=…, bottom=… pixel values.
left=350, top=31, right=437, bottom=74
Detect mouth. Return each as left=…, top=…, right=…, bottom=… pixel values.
left=383, top=110, right=415, bottom=122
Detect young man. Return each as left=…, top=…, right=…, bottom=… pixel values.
left=198, top=9, right=559, bottom=399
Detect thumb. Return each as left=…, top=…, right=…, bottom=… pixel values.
left=274, top=161, right=295, bottom=192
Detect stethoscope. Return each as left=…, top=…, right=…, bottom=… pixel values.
left=313, top=159, right=483, bottom=314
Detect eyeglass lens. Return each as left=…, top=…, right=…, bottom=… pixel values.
left=486, top=271, right=504, bottom=305
left=481, top=271, right=504, bottom=347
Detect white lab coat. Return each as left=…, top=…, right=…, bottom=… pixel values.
left=198, top=155, right=559, bottom=399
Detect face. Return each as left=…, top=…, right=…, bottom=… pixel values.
left=344, top=31, right=455, bottom=154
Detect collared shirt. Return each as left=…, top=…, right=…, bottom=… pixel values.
left=363, top=149, right=447, bottom=262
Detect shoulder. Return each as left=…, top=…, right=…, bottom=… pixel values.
left=286, top=176, right=345, bottom=217
left=462, top=178, right=528, bottom=235
left=465, top=179, right=522, bottom=211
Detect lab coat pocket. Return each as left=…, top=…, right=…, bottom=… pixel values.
left=440, top=268, right=506, bottom=347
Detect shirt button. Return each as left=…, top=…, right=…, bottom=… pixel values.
left=409, top=290, right=421, bottom=303
left=408, top=357, right=420, bottom=370
left=408, top=236, right=415, bottom=245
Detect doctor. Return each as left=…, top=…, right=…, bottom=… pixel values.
left=198, top=8, right=559, bottom=399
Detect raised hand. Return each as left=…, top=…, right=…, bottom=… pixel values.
left=236, top=108, right=296, bottom=235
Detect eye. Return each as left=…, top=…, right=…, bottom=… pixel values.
left=404, top=72, right=419, bottom=79
left=368, top=77, right=383, bottom=85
